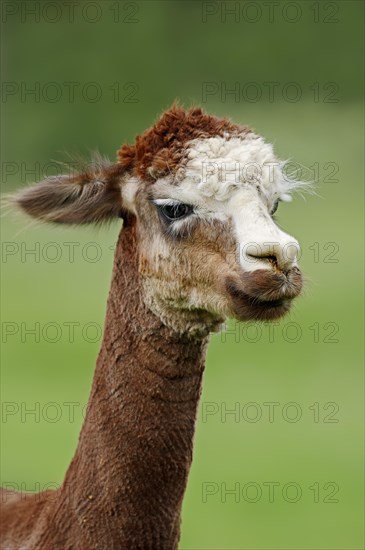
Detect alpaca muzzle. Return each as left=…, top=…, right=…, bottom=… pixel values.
left=226, top=266, right=303, bottom=321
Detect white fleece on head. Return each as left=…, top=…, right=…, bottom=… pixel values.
left=183, top=133, right=301, bottom=207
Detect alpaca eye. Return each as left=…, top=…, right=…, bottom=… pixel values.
left=159, top=203, right=193, bottom=221
left=270, top=199, right=280, bottom=216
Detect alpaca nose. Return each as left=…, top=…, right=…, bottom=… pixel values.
left=246, top=239, right=300, bottom=272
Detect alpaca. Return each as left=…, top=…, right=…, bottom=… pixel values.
left=1, top=105, right=303, bottom=550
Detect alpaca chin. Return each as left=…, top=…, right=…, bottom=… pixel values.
left=231, top=294, right=293, bottom=322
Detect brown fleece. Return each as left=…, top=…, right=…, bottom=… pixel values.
left=0, top=221, right=207, bottom=550
left=117, top=104, right=252, bottom=182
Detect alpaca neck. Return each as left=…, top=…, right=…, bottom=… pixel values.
left=55, top=222, right=208, bottom=549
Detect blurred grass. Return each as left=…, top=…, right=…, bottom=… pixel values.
left=1, top=1, right=364, bottom=549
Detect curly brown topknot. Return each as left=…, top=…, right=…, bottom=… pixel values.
left=117, top=104, right=252, bottom=183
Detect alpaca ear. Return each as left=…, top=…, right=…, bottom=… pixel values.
left=11, top=158, right=131, bottom=225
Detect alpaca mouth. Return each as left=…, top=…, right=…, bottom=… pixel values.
left=248, top=295, right=293, bottom=320
left=226, top=267, right=303, bottom=321
left=230, top=290, right=292, bottom=321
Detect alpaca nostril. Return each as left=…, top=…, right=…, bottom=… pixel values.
left=239, top=235, right=300, bottom=274
left=247, top=253, right=278, bottom=267
left=246, top=241, right=299, bottom=272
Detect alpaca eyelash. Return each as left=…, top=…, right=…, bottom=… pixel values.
left=270, top=199, right=280, bottom=216
left=153, top=199, right=191, bottom=208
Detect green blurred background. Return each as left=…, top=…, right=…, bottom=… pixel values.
left=1, top=1, right=364, bottom=548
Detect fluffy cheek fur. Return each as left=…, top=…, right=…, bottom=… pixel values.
left=138, top=245, right=235, bottom=336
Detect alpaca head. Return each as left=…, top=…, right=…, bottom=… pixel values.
left=13, top=106, right=303, bottom=336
